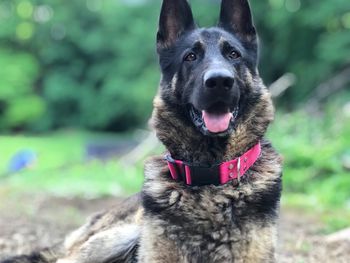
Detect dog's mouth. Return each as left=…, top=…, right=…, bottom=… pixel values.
left=189, top=103, right=239, bottom=136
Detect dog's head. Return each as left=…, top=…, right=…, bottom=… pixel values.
left=156, top=0, right=266, bottom=138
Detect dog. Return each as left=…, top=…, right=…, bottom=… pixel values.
left=2, top=0, right=282, bottom=262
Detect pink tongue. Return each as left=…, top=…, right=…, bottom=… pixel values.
left=202, top=110, right=233, bottom=133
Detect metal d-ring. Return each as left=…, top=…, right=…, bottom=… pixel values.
left=232, top=157, right=241, bottom=187
left=237, top=157, right=241, bottom=183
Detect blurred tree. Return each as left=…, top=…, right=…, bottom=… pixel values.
left=0, top=0, right=161, bottom=132
left=251, top=0, right=350, bottom=107
left=0, top=0, right=349, bottom=132
left=0, top=48, right=44, bottom=130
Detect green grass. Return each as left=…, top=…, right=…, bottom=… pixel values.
left=0, top=131, right=144, bottom=197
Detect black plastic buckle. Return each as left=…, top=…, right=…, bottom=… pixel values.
left=187, top=165, right=221, bottom=186
left=165, top=155, right=221, bottom=186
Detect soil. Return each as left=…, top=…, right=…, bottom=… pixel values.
left=0, top=194, right=349, bottom=262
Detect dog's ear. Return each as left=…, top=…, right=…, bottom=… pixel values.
left=157, top=0, right=196, bottom=50
left=218, top=0, right=256, bottom=43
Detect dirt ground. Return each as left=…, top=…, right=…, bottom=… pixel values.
left=0, top=194, right=349, bottom=263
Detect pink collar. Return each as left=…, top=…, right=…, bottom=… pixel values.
left=165, top=142, right=261, bottom=186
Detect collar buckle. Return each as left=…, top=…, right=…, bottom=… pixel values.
left=186, top=165, right=221, bottom=186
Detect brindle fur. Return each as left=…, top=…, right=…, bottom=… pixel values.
left=1, top=0, right=282, bottom=262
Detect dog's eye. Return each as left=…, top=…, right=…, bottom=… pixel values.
left=184, top=52, right=197, bottom=62
left=228, top=50, right=241, bottom=60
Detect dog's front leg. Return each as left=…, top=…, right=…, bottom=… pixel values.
left=57, top=224, right=140, bottom=263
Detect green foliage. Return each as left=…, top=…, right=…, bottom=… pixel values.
left=0, top=0, right=161, bottom=132
left=0, top=0, right=349, bottom=131
left=0, top=48, right=44, bottom=129
left=251, top=0, right=350, bottom=106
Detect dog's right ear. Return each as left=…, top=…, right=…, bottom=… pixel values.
left=157, top=0, right=196, bottom=50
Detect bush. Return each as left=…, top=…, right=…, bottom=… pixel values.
left=0, top=48, right=45, bottom=130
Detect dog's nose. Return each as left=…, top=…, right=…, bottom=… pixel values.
left=204, top=69, right=234, bottom=91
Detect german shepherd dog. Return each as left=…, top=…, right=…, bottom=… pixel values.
left=2, top=0, right=282, bottom=262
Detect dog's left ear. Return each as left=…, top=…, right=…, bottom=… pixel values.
left=157, top=0, right=196, bottom=50
left=218, top=0, right=256, bottom=43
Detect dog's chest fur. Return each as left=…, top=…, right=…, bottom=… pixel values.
left=140, top=142, right=281, bottom=262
